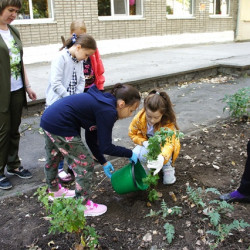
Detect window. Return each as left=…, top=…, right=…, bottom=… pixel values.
left=98, top=0, right=143, bottom=17
left=209, top=0, right=230, bottom=15
left=166, top=0, right=193, bottom=17
left=16, top=0, right=53, bottom=20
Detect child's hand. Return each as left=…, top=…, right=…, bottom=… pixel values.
left=130, top=152, right=138, bottom=164
left=147, top=155, right=164, bottom=175
left=103, top=162, right=114, bottom=178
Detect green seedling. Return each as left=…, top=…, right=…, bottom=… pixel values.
left=35, top=186, right=99, bottom=249
left=145, top=200, right=182, bottom=244
left=207, top=219, right=250, bottom=250
left=222, top=87, right=250, bottom=120
left=143, top=128, right=184, bottom=202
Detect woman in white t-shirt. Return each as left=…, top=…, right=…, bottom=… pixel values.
left=0, top=0, right=37, bottom=190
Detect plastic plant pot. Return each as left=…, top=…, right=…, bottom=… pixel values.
left=111, top=161, right=148, bottom=194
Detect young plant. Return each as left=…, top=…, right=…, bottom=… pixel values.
left=222, top=87, right=250, bottom=120
left=144, top=128, right=184, bottom=202
left=145, top=199, right=182, bottom=218
left=207, top=200, right=234, bottom=227
left=143, top=174, right=160, bottom=202
left=146, top=128, right=184, bottom=161
left=145, top=200, right=181, bottom=244
left=186, top=185, right=206, bottom=208
left=164, top=223, right=175, bottom=244
left=35, top=186, right=99, bottom=249
left=207, top=219, right=250, bottom=250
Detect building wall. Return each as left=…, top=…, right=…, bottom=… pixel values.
left=14, top=0, right=238, bottom=47
left=236, top=0, right=250, bottom=41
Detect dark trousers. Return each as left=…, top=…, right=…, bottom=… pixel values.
left=238, top=140, right=250, bottom=196
left=0, top=88, right=24, bottom=175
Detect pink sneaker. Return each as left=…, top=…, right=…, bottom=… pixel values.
left=84, top=200, right=107, bottom=217
left=58, top=169, right=73, bottom=183
left=48, top=184, right=75, bottom=201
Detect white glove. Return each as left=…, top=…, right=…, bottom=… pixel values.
left=143, top=141, right=149, bottom=148
left=147, top=154, right=164, bottom=175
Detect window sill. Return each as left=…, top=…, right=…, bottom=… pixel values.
left=209, top=15, right=232, bottom=19
left=98, top=16, right=145, bottom=21
left=12, top=18, right=56, bottom=25
left=166, top=15, right=195, bottom=19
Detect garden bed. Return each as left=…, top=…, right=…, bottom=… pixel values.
left=0, top=118, right=249, bottom=249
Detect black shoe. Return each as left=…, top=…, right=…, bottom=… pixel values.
left=0, top=175, right=12, bottom=190
left=7, top=166, right=32, bottom=179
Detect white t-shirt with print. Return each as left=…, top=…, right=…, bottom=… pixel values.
left=0, top=28, right=23, bottom=91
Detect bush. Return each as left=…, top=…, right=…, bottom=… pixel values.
left=222, top=87, right=250, bottom=120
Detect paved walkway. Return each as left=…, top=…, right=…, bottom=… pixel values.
left=25, top=41, right=250, bottom=102
left=0, top=41, right=250, bottom=199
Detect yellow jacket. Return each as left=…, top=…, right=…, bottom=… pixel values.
left=128, top=109, right=181, bottom=165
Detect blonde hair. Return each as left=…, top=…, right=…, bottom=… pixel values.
left=70, top=19, right=87, bottom=34
left=60, top=20, right=87, bottom=50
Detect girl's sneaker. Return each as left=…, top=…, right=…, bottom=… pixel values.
left=48, top=184, right=75, bottom=201
left=163, top=166, right=176, bottom=185
left=84, top=200, right=107, bottom=217
left=58, top=169, right=73, bottom=183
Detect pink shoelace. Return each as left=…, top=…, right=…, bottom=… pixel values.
left=86, top=200, right=98, bottom=208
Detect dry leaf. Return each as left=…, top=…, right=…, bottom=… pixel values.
left=38, top=158, right=46, bottom=162
left=169, top=191, right=177, bottom=202
left=147, top=202, right=152, bottom=207
left=48, top=241, right=54, bottom=247
left=212, top=164, right=220, bottom=170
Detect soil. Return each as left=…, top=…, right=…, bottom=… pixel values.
left=0, top=118, right=249, bottom=250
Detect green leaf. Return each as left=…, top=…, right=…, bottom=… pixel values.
left=164, top=223, right=175, bottom=244
left=208, top=211, right=220, bottom=226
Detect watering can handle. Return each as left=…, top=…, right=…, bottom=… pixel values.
left=131, top=162, right=138, bottom=188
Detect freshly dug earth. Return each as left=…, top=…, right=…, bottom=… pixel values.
left=0, top=118, right=249, bottom=250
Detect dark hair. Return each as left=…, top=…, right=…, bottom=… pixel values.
left=144, top=89, right=179, bottom=130
left=0, top=0, right=21, bottom=14
left=109, top=83, right=141, bottom=106
left=62, top=33, right=97, bottom=51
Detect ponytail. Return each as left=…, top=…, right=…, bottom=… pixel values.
left=60, top=33, right=97, bottom=50
left=109, top=83, right=141, bottom=106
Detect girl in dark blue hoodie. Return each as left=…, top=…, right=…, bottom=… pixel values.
left=40, top=83, right=140, bottom=216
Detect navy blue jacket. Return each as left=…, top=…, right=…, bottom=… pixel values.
left=40, top=86, right=132, bottom=164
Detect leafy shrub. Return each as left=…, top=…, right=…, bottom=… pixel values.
left=35, top=186, right=99, bottom=249
left=222, top=87, right=250, bottom=119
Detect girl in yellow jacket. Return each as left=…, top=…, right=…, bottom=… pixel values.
left=128, top=90, right=180, bottom=184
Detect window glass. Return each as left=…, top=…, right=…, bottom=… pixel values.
left=17, top=0, right=30, bottom=19
left=166, top=0, right=193, bottom=16
left=209, top=0, right=230, bottom=15
left=98, top=0, right=142, bottom=16
left=17, top=0, right=53, bottom=20
left=98, top=0, right=111, bottom=16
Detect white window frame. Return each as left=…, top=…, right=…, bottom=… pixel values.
left=209, top=0, right=231, bottom=17
left=166, top=0, right=195, bottom=19
left=99, top=0, right=144, bottom=21
left=13, top=0, right=55, bottom=25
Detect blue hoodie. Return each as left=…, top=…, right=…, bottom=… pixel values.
left=40, top=85, right=132, bottom=164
